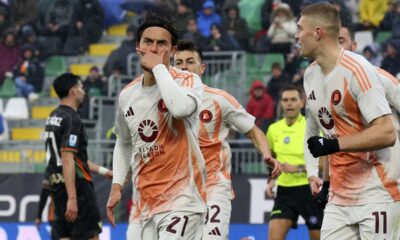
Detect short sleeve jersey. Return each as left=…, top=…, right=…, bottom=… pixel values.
left=114, top=67, right=206, bottom=220
left=45, top=105, right=91, bottom=191
left=304, top=49, right=400, bottom=206
left=266, top=115, right=308, bottom=187
left=198, top=86, right=255, bottom=200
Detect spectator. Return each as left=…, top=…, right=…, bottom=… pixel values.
left=381, top=41, right=400, bottom=76
left=363, top=45, right=382, bottom=66
left=267, top=62, right=292, bottom=104
left=0, top=5, right=10, bottom=36
left=329, top=0, right=353, bottom=26
left=221, top=4, right=249, bottom=50
left=182, top=17, right=208, bottom=50
left=103, top=24, right=136, bottom=77
left=205, top=23, right=240, bottom=51
left=260, top=0, right=274, bottom=32
left=266, top=3, right=297, bottom=54
left=10, top=0, right=38, bottom=31
left=291, top=60, right=309, bottom=92
left=356, top=0, right=388, bottom=30
left=78, top=66, right=106, bottom=118
left=196, top=0, right=221, bottom=38
left=43, top=0, right=80, bottom=54
left=75, top=0, right=104, bottom=47
left=175, top=2, right=194, bottom=37
left=0, top=30, right=21, bottom=86
left=246, top=80, right=275, bottom=132
left=284, top=44, right=303, bottom=79
left=13, top=45, right=44, bottom=100
left=21, top=25, right=43, bottom=59
left=380, top=1, right=400, bottom=39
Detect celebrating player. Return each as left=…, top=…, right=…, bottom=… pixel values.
left=171, top=40, right=281, bottom=239
left=106, top=14, right=206, bottom=240
left=297, top=3, right=400, bottom=239
left=316, top=23, right=400, bottom=208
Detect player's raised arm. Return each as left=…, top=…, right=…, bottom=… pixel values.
left=137, top=47, right=202, bottom=119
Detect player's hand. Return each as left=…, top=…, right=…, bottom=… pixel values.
left=264, top=156, right=282, bottom=179
left=105, top=170, right=113, bottom=180
left=315, top=181, right=330, bottom=209
left=106, top=185, right=122, bottom=228
left=307, top=136, right=340, bottom=158
left=65, top=198, right=78, bottom=222
left=265, top=178, right=276, bottom=199
left=35, top=218, right=41, bottom=229
left=309, top=176, right=323, bottom=196
left=136, top=47, right=168, bottom=71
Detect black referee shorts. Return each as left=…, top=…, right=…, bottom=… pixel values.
left=53, top=180, right=102, bottom=239
left=270, top=184, right=323, bottom=230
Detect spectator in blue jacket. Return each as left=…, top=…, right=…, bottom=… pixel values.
left=196, top=0, right=221, bottom=38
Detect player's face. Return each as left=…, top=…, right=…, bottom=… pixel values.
left=174, top=50, right=205, bottom=77
left=295, top=16, right=317, bottom=58
left=73, top=81, right=85, bottom=107
left=339, top=27, right=357, bottom=52
left=137, top=27, right=176, bottom=66
left=281, top=90, right=304, bottom=118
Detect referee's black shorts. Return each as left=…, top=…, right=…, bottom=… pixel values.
left=53, top=179, right=102, bottom=239
left=270, top=184, right=323, bottom=230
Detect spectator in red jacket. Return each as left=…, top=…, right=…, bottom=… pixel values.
left=246, top=80, right=275, bottom=132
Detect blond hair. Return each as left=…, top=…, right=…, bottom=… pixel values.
left=301, top=2, right=341, bottom=38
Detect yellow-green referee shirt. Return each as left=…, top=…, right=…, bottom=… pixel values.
left=266, top=115, right=308, bottom=187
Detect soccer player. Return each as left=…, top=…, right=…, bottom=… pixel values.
left=106, top=15, right=206, bottom=240
left=316, top=24, right=400, bottom=208
left=265, top=86, right=323, bottom=240
left=171, top=40, right=282, bottom=239
left=45, top=73, right=112, bottom=239
left=297, top=3, right=400, bottom=239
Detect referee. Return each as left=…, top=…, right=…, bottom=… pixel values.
left=265, top=85, right=323, bottom=240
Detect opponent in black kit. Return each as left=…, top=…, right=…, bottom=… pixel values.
left=45, top=73, right=111, bottom=239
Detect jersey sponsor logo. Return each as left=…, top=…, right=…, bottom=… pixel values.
left=284, top=136, right=290, bottom=144
left=138, top=119, right=158, bottom=142
left=318, top=107, right=334, bottom=130
left=138, top=144, right=165, bottom=159
left=308, top=90, right=316, bottom=100
left=331, top=90, right=342, bottom=105
left=199, top=110, right=213, bottom=123
left=69, top=134, right=77, bottom=147
left=125, top=106, right=135, bottom=117
left=46, top=115, right=62, bottom=127
left=158, top=99, right=168, bottom=113
left=208, top=227, right=221, bottom=236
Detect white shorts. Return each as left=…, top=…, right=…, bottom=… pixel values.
left=202, top=198, right=231, bottom=240
left=322, top=202, right=400, bottom=240
left=142, top=211, right=204, bottom=240
left=127, top=222, right=142, bottom=240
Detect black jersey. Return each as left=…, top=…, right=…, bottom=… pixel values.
left=45, top=105, right=92, bottom=189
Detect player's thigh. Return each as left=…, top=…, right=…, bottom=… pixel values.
left=203, top=198, right=231, bottom=240
left=297, top=186, right=323, bottom=231
left=158, top=211, right=203, bottom=240
left=359, top=201, right=400, bottom=240
left=127, top=222, right=142, bottom=240
left=52, top=189, right=72, bottom=239
left=71, top=182, right=102, bottom=239
left=321, top=204, right=360, bottom=240
left=268, top=218, right=292, bottom=240
left=140, top=211, right=204, bottom=240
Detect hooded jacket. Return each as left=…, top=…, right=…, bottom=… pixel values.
left=246, top=80, right=275, bottom=128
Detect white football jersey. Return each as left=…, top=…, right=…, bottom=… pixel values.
left=115, top=67, right=207, bottom=220
left=304, top=49, right=400, bottom=206
left=199, top=86, right=255, bottom=200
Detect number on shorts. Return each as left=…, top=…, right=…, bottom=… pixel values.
left=166, top=216, right=189, bottom=237
left=372, top=211, right=387, bottom=234
left=210, top=205, right=221, bottom=223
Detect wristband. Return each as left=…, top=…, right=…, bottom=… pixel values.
left=98, top=166, right=109, bottom=176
